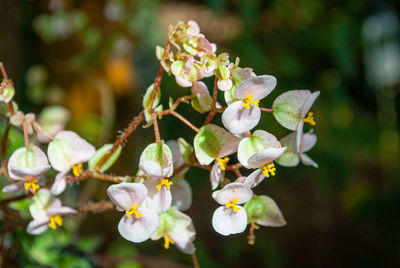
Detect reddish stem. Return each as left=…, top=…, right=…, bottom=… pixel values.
left=152, top=113, right=161, bottom=143
left=170, top=111, right=200, bottom=132
left=192, top=253, right=200, bottom=268
left=22, top=122, right=29, bottom=148
left=0, top=62, right=8, bottom=80
left=260, top=107, right=274, bottom=113
left=203, top=76, right=218, bottom=125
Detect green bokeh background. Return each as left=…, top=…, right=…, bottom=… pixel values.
left=0, top=0, right=399, bottom=267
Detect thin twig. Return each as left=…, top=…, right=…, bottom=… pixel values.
left=0, top=63, right=8, bottom=80
left=152, top=112, right=161, bottom=143
left=260, top=107, right=274, bottom=113
left=94, top=110, right=145, bottom=171
left=78, top=201, right=115, bottom=213
left=191, top=253, right=200, bottom=268
left=22, top=122, right=29, bottom=148
left=170, top=111, right=200, bottom=132
left=203, top=76, right=218, bottom=125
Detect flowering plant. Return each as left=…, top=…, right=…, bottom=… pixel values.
left=0, top=20, right=319, bottom=266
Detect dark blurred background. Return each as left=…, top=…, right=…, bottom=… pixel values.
left=0, top=0, right=399, bottom=267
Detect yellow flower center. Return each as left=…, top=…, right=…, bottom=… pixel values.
left=163, top=235, right=175, bottom=249
left=226, top=198, right=241, bottom=212
left=48, top=215, right=63, bottom=230
left=216, top=157, right=230, bottom=171
left=24, top=177, right=40, bottom=193
left=156, top=178, right=173, bottom=191
left=242, top=94, right=259, bottom=109
left=261, top=163, right=276, bottom=178
left=71, top=163, right=83, bottom=176
left=303, top=112, right=316, bottom=126
left=125, top=205, right=142, bottom=219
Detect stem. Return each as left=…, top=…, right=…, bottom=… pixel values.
left=152, top=113, right=161, bottom=143
left=203, top=76, right=218, bottom=125
left=66, top=170, right=125, bottom=184
left=0, top=63, right=8, bottom=80
left=1, top=120, right=10, bottom=169
left=170, top=111, right=200, bottom=132
left=22, top=122, right=29, bottom=148
left=94, top=110, right=145, bottom=171
left=78, top=201, right=115, bottom=213
left=191, top=253, right=200, bottom=268
left=260, top=107, right=274, bottom=113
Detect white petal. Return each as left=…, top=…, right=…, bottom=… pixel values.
left=48, top=131, right=95, bottom=171
left=296, top=121, right=304, bottom=153
left=247, top=147, right=287, bottom=168
left=171, top=179, right=192, bottom=211
left=243, top=169, right=265, bottom=188
left=234, top=75, right=277, bottom=100
left=118, top=208, right=159, bottom=243
left=106, top=183, right=148, bottom=211
left=300, top=91, right=320, bottom=118
left=212, top=206, right=247, bottom=236
left=215, top=182, right=252, bottom=205
left=300, top=131, right=317, bottom=153
left=139, top=161, right=171, bottom=179
left=222, top=101, right=261, bottom=134
left=47, top=206, right=77, bottom=217
left=300, top=153, right=319, bottom=168
left=144, top=179, right=172, bottom=214
left=210, top=163, right=224, bottom=190
left=27, top=219, right=50, bottom=235
left=166, top=140, right=185, bottom=169
left=191, top=81, right=209, bottom=95
left=50, top=170, right=68, bottom=196
left=2, top=182, right=24, bottom=193
left=217, top=79, right=232, bottom=91
left=8, top=145, right=50, bottom=180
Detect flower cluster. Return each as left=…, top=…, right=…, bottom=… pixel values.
left=0, top=20, right=320, bottom=262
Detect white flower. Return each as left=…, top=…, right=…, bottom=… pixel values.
left=139, top=141, right=173, bottom=179
left=222, top=75, right=277, bottom=134
left=212, top=182, right=252, bottom=236
left=47, top=131, right=95, bottom=195
left=107, top=183, right=159, bottom=243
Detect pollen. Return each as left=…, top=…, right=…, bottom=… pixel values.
left=216, top=157, right=230, bottom=171
left=226, top=198, right=241, bottom=212
left=156, top=178, right=173, bottom=191
left=24, top=177, right=40, bottom=193
left=71, top=163, right=83, bottom=176
left=163, top=235, right=175, bottom=249
left=125, top=205, right=142, bottom=219
left=242, top=94, right=259, bottom=109
left=303, top=112, right=316, bottom=126
left=261, top=163, right=276, bottom=178
left=48, top=215, right=63, bottom=230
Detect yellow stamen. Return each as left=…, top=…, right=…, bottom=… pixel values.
left=242, top=94, right=259, bottom=109
left=156, top=178, right=173, bottom=191
left=226, top=198, right=241, bottom=212
left=125, top=205, right=142, bottom=219
left=71, top=163, right=83, bottom=176
left=303, top=112, right=316, bottom=126
left=48, top=215, right=63, bottom=230
left=216, top=157, right=230, bottom=171
left=24, top=177, right=40, bottom=193
left=251, top=222, right=260, bottom=230
left=163, top=235, right=175, bottom=249
left=261, top=163, right=276, bottom=178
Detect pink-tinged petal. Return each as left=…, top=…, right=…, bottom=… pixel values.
left=171, top=179, right=192, bottom=211
left=166, top=140, right=185, bottom=169
left=187, top=20, right=200, bottom=36
left=296, top=121, right=304, bottom=153
left=247, top=147, right=287, bottom=168
left=212, top=206, right=247, bottom=236
left=191, top=81, right=209, bottom=95
left=48, top=131, right=95, bottom=171
left=255, top=196, right=287, bottom=227
left=8, top=145, right=50, bottom=180
left=222, top=101, right=261, bottom=135
left=2, top=182, right=24, bottom=193
left=217, top=79, right=232, bottom=91
left=300, top=153, right=319, bottom=168
left=198, top=37, right=212, bottom=53
left=300, top=131, right=317, bottom=153
left=209, top=125, right=240, bottom=159
left=232, top=68, right=254, bottom=85
left=300, top=91, right=320, bottom=118
left=234, top=75, right=276, bottom=100
left=118, top=208, right=159, bottom=243
left=27, top=218, right=50, bottom=235
left=144, top=179, right=172, bottom=214
left=50, top=170, right=68, bottom=196
left=243, top=169, right=265, bottom=188
left=273, top=90, right=311, bottom=112
left=210, top=163, right=224, bottom=190
left=106, top=183, right=147, bottom=211
left=139, top=161, right=172, bottom=179
left=215, top=182, right=252, bottom=205
left=47, top=206, right=77, bottom=217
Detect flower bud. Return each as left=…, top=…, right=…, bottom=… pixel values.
left=244, top=195, right=286, bottom=227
